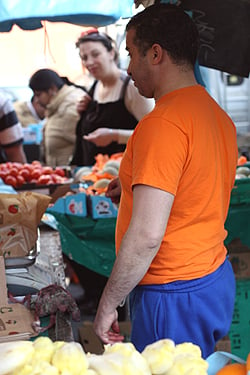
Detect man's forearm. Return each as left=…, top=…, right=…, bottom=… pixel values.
left=94, top=185, right=174, bottom=342
left=97, top=228, right=160, bottom=315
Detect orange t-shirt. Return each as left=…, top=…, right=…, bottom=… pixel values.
left=116, top=85, right=238, bottom=284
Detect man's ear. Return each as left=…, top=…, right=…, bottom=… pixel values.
left=151, top=44, right=163, bottom=64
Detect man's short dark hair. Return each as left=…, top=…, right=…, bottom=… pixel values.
left=126, top=3, right=199, bottom=68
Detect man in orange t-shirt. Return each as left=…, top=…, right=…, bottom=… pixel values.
left=94, top=4, right=238, bottom=357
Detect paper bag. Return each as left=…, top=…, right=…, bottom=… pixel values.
left=0, top=191, right=51, bottom=257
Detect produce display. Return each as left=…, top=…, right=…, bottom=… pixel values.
left=0, top=161, right=69, bottom=188
left=216, top=362, right=248, bottom=375
left=74, top=153, right=122, bottom=196
left=0, top=336, right=210, bottom=375
left=237, top=156, right=248, bottom=166
left=236, top=165, right=250, bottom=179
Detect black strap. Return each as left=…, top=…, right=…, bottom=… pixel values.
left=89, top=74, right=131, bottom=100
left=88, top=81, right=98, bottom=98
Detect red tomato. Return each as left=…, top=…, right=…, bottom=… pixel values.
left=30, top=168, right=43, bottom=180
left=54, top=167, right=65, bottom=177
left=12, top=162, right=23, bottom=170
left=5, top=162, right=13, bottom=169
left=16, top=175, right=25, bottom=187
left=31, top=160, right=42, bottom=167
left=9, top=167, right=19, bottom=177
left=5, top=175, right=17, bottom=188
left=42, top=166, right=54, bottom=175
left=22, top=163, right=33, bottom=172
left=19, top=168, right=31, bottom=182
left=37, top=175, right=53, bottom=185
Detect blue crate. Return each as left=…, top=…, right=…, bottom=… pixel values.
left=65, top=193, right=87, bottom=217
left=23, top=123, right=43, bottom=144
left=88, top=195, right=118, bottom=219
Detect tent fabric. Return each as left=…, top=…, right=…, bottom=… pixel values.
left=0, top=0, right=134, bottom=32
left=0, top=0, right=249, bottom=77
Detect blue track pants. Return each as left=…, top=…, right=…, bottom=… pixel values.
left=129, top=259, right=235, bottom=358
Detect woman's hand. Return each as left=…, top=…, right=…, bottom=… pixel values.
left=77, top=93, right=92, bottom=114
left=105, top=177, right=121, bottom=204
left=83, top=127, right=117, bottom=146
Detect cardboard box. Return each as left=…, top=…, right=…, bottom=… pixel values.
left=49, top=182, right=72, bottom=203
left=0, top=256, right=37, bottom=342
left=87, top=195, right=118, bottom=219
left=229, top=252, right=250, bottom=278
left=226, top=238, right=250, bottom=253
left=79, top=321, right=131, bottom=354
left=215, top=335, right=231, bottom=353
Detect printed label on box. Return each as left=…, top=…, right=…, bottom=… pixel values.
left=65, top=193, right=87, bottom=217
left=88, top=195, right=118, bottom=219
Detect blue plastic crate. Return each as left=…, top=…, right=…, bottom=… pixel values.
left=87, top=195, right=118, bottom=219
left=23, top=123, right=43, bottom=144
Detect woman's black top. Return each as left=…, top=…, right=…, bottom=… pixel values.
left=71, top=74, right=138, bottom=166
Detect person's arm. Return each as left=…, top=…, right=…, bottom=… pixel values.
left=83, top=128, right=133, bottom=146
left=0, top=95, right=27, bottom=163
left=4, top=143, right=27, bottom=163
left=76, top=93, right=92, bottom=114
left=57, top=95, right=84, bottom=144
left=125, top=80, right=155, bottom=121
left=94, top=184, right=174, bottom=344
left=105, top=177, right=121, bottom=203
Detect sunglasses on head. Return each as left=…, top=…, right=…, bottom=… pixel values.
left=80, top=28, right=99, bottom=38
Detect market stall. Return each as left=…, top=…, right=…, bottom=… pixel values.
left=0, top=1, right=250, bottom=371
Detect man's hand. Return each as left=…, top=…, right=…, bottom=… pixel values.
left=105, top=177, right=121, bottom=204
left=94, top=306, right=124, bottom=344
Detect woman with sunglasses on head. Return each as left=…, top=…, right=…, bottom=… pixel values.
left=71, top=28, right=154, bottom=166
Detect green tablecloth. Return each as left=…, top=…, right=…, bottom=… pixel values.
left=47, top=212, right=116, bottom=277
left=46, top=179, right=250, bottom=279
